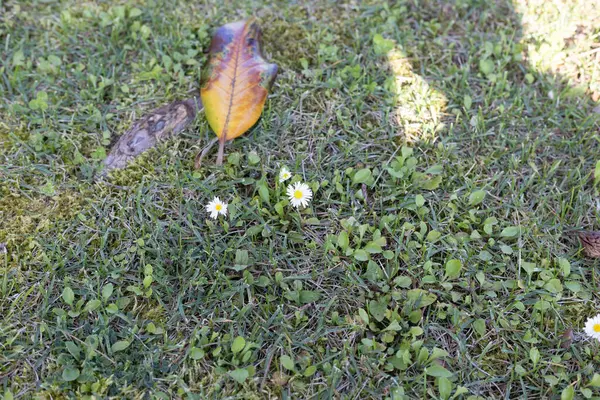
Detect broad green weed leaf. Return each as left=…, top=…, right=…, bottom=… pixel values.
left=445, top=259, right=462, bottom=279
left=280, top=355, right=295, bottom=371
left=231, top=336, right=246, bottom=354
left=229, top=368, right=249, bottom=383
left=111, top=340, right=131, bottom=353
left=62, top=367, right=80, bottom=382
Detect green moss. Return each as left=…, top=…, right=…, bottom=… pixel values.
left=0, top=189, right=84, bottom=250
left=261, top=3, right=358, bottom=70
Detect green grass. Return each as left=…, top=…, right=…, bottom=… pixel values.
left=1, top=0, right=600, bottom=398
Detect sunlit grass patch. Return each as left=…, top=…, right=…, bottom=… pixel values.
left=386, top=45, right=448, bottom=142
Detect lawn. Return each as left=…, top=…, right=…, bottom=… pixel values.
left=1, top=0, right=600, bottom=398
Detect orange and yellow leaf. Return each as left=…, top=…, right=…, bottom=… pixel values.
left=201, top=19, right=278, bottom=142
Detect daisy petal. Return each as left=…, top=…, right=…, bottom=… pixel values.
left=584, top=314, right=600, bottom=341
left=286, top=182, right=313, bottom=208
left=206, top=196, right=228, bottom=219
left=279, top=167, right=292, bottom=183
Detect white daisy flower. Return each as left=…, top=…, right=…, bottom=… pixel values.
left=286, top=182, right=312, bottom=208
left=279, top=167, right=292, bottom=183
left=206, top=197, right=228, bottom=219
left=584, top=314, right=600, bottom=341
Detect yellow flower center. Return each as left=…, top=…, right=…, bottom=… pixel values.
left=215, top=204, right=223, bottom=211
left=594, top=323, right=600, bottom=333
left=294, top=190, right=303, bottom=199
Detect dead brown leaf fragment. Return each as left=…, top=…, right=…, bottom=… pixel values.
left=560, top=328, right=573, bottom=348
left=102, top=97, right=202, bottom=175
left=578, top=230, right=600, bottom=258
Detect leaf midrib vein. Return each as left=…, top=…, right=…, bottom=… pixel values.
left=221, top=31, right=243, bottom=141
